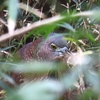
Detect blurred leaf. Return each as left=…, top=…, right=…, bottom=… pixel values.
left=84, top=70, right=100, bottom=93
left=73, top=0, right=78, bottom=4
left=25, top=14, right=73, bottom=38
left=0, top=45, right=16, bottom=51
left=78, top=90, right=98, bottom=100
left=74, top=17, right=83, bottom=29
left=0, top=72, right=16, bottom=85
left=7, top=79, right=63, bottom=100
left=61, top=66, right=79, bottom=89
left=8, top=0, right=18, bottom=21
left=0, top=61, right=65, bottom=73
left=8, top=0, right=18, bottom=33
left=28, top=24, right=57, bottom=39
left=84, top=33, right=95, bottom=42
left=0, top=79, right=12, bottom=92
left=59, top=23, right=75, bottom=32
left=65, top=37, right=78, bottom=43
left=73, top=9, right=100, bottom=21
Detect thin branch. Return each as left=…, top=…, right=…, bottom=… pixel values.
left=0, top=15, right=64, bottom=42
left=19, top=3, right=46, bottom=19
left=0, top=18, right=8, bottom=27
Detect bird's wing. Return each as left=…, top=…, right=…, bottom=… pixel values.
left=17, top=37, right=43, bottom=61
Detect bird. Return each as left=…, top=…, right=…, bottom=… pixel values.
left=17, top=33, right=70, bottom=61
left=8, top=33, right=70, bottom=85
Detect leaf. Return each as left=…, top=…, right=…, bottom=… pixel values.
left=0, top=72, right=16, bottom=85
left=0, top=45, right=16, bottom=52
left=59, top=23, right=75, bottom=32
left=7, top=79, right=63, bottom=100
left=85, top=33, right=95, bottom=42
left=8, top=0, right=18, bottom=34
left=73, top=9, right=100, bottom=21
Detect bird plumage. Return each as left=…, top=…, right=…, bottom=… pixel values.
left=18, top=33, right=69, bottom=61
left=9, top=33, right=70, bottom=84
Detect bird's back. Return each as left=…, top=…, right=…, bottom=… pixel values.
left=17, top=37, right=43, bottom=61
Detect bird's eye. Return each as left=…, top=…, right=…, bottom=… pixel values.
left=50, top=43, right=57, bottom=50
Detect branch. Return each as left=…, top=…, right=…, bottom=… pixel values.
left=19, top=3, right=46, bottom=19
left=0, top=15, right=64, bottom=42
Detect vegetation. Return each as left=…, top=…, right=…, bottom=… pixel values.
left=0, top=0, right=100, bottom=100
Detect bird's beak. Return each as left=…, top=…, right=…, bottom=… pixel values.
left=56, top=47, right=71, bottom=54
left=54, top=47, right=71, bottom=61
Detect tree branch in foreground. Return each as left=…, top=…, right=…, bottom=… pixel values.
left=0, top=15, right=64, bottom=42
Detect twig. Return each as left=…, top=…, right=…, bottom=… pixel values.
left=19, top=3, right=46, bottom=19
left=0, top=15, right=64, bottom=42
left=0, top=18, right=8, bottom=27
left=0, top=50, right=12, bottom=57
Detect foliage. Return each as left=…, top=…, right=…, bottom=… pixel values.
left=0, top=0, right=100, bottom=100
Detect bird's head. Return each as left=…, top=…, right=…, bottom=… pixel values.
left=36, top=33, right=70, bottom=61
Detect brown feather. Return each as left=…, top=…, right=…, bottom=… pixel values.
left=17, top=37, right=43, bottom=60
